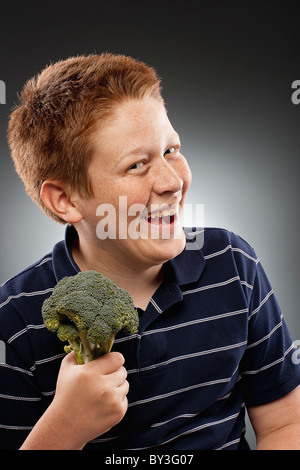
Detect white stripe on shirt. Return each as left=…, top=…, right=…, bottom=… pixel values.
left=0, top=288, right=54, bottom=309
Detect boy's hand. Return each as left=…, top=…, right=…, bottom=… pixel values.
left=20, top=351, right=129, bottom=450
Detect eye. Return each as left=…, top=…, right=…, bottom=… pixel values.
left=164, top=147, right=176, bottom=155
left=127, top=161, right=144, bottom=171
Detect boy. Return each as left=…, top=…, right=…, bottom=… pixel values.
left=1, top=53, right=300, bottom=450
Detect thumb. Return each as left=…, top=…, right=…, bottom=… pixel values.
left=61, top=351, right=78, bottom=367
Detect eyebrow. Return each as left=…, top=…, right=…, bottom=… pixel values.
left=116, top=132, right=181, bottom=163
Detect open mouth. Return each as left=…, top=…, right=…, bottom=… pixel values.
left=142, top=207, right=178, bottom=226
left=135, top=204, right=183, bottom=240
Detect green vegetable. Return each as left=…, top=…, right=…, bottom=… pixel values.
left=42, top=270, right=139, bottom=364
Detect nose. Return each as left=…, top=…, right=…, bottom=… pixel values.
left=152, top=158, right=183, bottom=196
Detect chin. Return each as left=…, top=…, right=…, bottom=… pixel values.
left=142, top=233, right=186, bottom=265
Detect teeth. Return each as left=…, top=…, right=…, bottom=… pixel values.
left=148, top=208, right=177, bottom=218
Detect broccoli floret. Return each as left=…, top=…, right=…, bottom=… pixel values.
left=42, top=270, right=139, bottom=364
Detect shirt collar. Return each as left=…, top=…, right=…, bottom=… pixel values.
left=141, top=236, right=206, bottom=329
left=52, top=225, right=80, bottom=282
left=168, top=243, right=206, bottom=286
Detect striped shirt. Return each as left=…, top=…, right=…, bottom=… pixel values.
left=0, top=225, right=299, bottom=450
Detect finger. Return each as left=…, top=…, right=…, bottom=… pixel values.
left=61, top=350, right=78, bottom=367
left=88, top=352, right=125, bottom=375
left=104, top=366, right=127, bottom=389
left=102, top=352, right=125, bottom=374
left=114, top=381, right=130, bottom=408
left=109, top=366, right=128, bottom=387
left=118, top=379, right=130, bottom=396
left=118, top=382, right=130, bottom=414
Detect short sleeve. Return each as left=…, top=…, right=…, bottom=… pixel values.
left=0, top=289, right=61, bottom=450
left=240, top=260, right=300, bottom=406
left=0, top=333, right=47, bottom=449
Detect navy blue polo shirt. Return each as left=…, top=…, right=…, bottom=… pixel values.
left=0, top=225, right=299, bottom=450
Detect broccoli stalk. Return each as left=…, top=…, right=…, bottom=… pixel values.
left=65, top=329, right=118, bottom=364
left=42, top=271, right=139, bottom=364
left=64, top=329, right=95, bottom=365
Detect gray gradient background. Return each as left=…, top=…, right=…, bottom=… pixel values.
left=0, top=1, right=299, bottom=448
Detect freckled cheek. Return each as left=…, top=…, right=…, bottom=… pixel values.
left=120, top=186, right=150, bottom=221
left=178, top=158, right=192, bottom=196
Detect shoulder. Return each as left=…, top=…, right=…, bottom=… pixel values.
left=201, top=228, right=259, bottom=273
left=183, top=227, right=260, bottom=303
left=0, top=253, right=55, bottom=294
left=200, top=227, right=258, bottom=260
left=0, top=254, right=56, bottom=341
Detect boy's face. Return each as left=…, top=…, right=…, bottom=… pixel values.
left=76, top=97, right=192, bottom=270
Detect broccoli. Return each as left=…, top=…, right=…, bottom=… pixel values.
left=41, top=270, right=139, bottom=364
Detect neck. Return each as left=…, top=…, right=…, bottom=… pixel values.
left=72, top=236, right=164, bottom=310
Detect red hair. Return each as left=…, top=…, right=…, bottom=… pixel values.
left=7, top=53, right=164, bottom=223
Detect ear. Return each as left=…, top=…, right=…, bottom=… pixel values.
left=40, top=180, right=83, bottom=224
